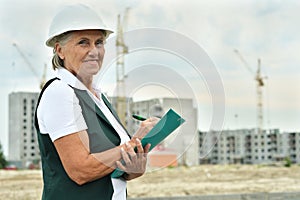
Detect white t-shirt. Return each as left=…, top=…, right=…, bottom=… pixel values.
left=37, top=67, right=129, bottom=200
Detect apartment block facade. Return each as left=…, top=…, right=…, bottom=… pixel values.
left=199, top=129, right=299, bottom=164
left=8, top=92, right=40, bottom=168
left=12, top=91, right=299, bottom=168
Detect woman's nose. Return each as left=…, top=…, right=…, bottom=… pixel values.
left=88, top=45, right=98, bottom=56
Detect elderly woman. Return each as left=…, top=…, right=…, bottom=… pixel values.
left=35, top=4, right=157, bottom=200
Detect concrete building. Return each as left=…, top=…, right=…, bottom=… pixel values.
left=9, top=91, right=300, bottom=168
left=128, top=98, right=199, bottom=166
left=288, top=132, right=300, bottom=163
left=199, top=129, right=299, bottom=165
left=8, top=92, right=40, bottom=168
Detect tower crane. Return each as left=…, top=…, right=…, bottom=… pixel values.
left=12, top=42, right=47, bottom=90
left=234, top=49, right=266, bottom=134
left=115, top=8, right=130, bottom=126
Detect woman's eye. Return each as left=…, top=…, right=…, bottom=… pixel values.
left=96, top=40, right=104, bottom=46
left=78, top=40, right=89, bottom=45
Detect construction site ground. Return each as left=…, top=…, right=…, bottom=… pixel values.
left=1, top=165, right=300, bottom=199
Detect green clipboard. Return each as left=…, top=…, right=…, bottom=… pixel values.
left=111, top=108, right=185, bottom=178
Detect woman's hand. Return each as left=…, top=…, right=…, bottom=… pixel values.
left=133, top=117, right=160, bottom=140
left=116, top=138, right=151, bottom=180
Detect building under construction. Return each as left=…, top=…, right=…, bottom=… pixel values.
left=8, top=92, right=40, bottom=168
left=199, top=129, right=300, bottom=165
left=7, top=91, right=300, bottom=168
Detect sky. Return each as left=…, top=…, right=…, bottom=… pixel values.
left=0, top=0, right=299, bottom=156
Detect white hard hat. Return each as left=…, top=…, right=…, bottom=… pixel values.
left=46, top=4, right=114, bottom=47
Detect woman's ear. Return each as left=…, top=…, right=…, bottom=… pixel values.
left=55, top=43, right=65, bottom=60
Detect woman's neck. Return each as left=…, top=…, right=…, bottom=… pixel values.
left=77, top=74, right=93, bottom=91
left=77, top=75, right=99, bottom=99
left=67, top=67, right=97, bottom=95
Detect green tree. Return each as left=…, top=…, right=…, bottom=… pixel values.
left=284, top=157, right=292, bottom=167
left=0, top=142, right=7, bottom=169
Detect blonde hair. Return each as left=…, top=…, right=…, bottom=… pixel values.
left=51, top=32, right=73, bottom=70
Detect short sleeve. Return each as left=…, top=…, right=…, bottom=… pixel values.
left=37, top=80, right=87, bottom=141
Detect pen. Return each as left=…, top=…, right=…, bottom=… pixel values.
left=132, top=114, right=147, bottom=121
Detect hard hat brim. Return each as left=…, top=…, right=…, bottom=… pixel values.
left=46, top=28, right=114, bottom=47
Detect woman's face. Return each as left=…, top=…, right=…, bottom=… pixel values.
left=56, top=30, right=105, bottom=77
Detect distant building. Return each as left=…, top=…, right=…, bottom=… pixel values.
left=199, top=129, right=299, bottom=165
left=8, top=92, right=39, bottom=168
left=125, top=97, right=199, bottom=166
left=288, top=132, right=300, bottom=163
left=9, top=91, right=300, bottom=168
left=9, top=92, right=199, bottom=168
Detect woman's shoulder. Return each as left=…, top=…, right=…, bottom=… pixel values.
left=41, top=78, right=76, bottom=103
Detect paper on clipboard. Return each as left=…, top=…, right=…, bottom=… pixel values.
left=111, top=108, right=185, bottom=178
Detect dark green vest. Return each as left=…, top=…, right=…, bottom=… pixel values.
left=35, top=78, right=127, bottom=200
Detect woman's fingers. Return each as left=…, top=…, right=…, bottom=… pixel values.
left=120, top=147, right=131, bottom=166
left=116, top=160, right=126, bottom=171
left=135, top=139, right=150, bottom=157
left=117, top=140, right=150, bottom=175
left=126, top=142, right=137, bottom=163
left=135, top=138, right=144, bottom=155
left=133, top=117, right=160, bottom=139
left=144, top=143, right=151, bottom=154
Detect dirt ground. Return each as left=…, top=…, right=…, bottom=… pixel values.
left=1, top=165, right=300, bottom=199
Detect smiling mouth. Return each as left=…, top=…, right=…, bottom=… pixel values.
left=84, top=59, right=99, bottom=62
left=83, top=60, right=100, bottom=66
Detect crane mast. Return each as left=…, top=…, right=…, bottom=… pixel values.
left=234, top=49, right=265, bottom=134
left=256, top=59, right=264, bottom=134
left=116, top=9, right=129, bottom=126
